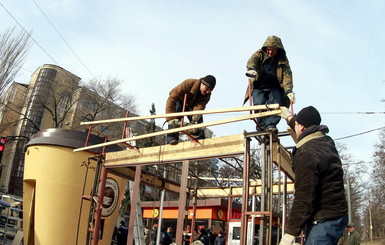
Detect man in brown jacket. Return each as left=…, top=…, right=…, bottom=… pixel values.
left=165, top=75, right=216, bottom=144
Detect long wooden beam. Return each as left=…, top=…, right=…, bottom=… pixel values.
left=80, top=104, right=280, bottom=125
left=195, top=183, right=295, bottom=198
left=104, top=134, right=245, bottom=166
left=73, top=109, right=281, bottom=152
left=108, top=167, right=181, bottom=193
left=109, top=165, right=294, bottom=197
left=272, top=142, right=295, bottom=180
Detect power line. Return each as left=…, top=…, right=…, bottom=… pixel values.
left=0, top=2, right=59, bottom=65
left=205, top=111, right=385, bottom=117
left=0, top=58, right=35, bottom=74
left=31, top=0, right=96, bottom=79
left=335, top=126, right=385, bottom=141
left=0, top=2, right=87, bottom=85
left=322, top=112, right=385, bottom=115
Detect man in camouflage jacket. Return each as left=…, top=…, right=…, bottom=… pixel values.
left=244, top=35, right=295, bottom=132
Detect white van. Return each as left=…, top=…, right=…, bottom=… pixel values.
left=227, top=221, right=256, bottom=244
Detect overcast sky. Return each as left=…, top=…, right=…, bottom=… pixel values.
left=1, top=0, right=384, bottom=168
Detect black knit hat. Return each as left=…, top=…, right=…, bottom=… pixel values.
left=201, top=75, right=216, bottom=90
left=296, top=106, right=321, bottom=127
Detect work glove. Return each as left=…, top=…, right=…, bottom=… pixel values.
left=189, top=127, right=205, bottom=136
left=190, top=128, right=200, bottom=135
left=245, top=69, right=257, bottom=78
left=188, top=119, right=200, bottom=135
left=279, top=233, right=295, bottom=245
left=191, top=114, right=202, bottom=123
left=167, top=119, right=181, bottom=128
left=280, top=106, right=292, bottom=121
left=287, top=92, right=295, bottom=104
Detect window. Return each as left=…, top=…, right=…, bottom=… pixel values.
left=58, top=92, right=71, bottom=119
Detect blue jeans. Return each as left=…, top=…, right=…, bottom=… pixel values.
left=304, top=214, right=348, bottom=245
left=252, top=87, right=282, bottom=129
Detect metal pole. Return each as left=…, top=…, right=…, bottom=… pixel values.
left=127, top=165, right=142, bottom=245
left=250, top=195, right=256, bottom=245
left=176, top=160, right=190, bottom=244
left=369, top=198, right=373, bottom=242
left=346, top=178, right=352, bottom=223
left=156, top=166, right=167, bottom=245
left=282, top=174, right=287, bottom=236
left=240, top=136, right=251, bottom=245
left=259, top=138, right=266, bottom=245
left=226, top=195, right=232, bottom=240
left=86, top=156, right=103, bottom=244
left=267, top=134, right=273, bottom=245
left=190, top=193, right=197, bottom=245
left=92, top=165, right=108, bottom=245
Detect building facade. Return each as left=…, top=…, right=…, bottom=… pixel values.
left=0, top=64, right=164, bottom=196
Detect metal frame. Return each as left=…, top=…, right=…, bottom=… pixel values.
left=93, top=130, right=295, bottom=245
left=76, top=104, right=297, bottom=245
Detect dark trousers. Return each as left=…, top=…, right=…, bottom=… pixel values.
left=252, top=87, right=283, bottom=130
left=166, top=101, right=205, bottom=143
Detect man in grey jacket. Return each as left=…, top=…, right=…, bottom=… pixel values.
left=279, top=106, right=348, bottom=245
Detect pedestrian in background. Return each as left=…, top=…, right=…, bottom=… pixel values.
left=160, top=227, right=174, bottom=245
left=149, top=224, right=158, bottom=245
left=198, top=226, right=210, bottom=245
left=117, top=220, right=128, bottom=245
left=214, top=230, right=226, bottom=245
left=207, top=228, right=217, bottom=245
left=344, top=223, right=361, bottom=245
left=183, top=224, right=192, bottom=245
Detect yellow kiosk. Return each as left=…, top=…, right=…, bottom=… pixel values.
left=23, top=129, right=127, bottom=245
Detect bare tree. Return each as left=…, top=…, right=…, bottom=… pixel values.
left=82, top=77, right=138, bottom=118
left=32, top=76, right=80, bottom=129
left=362, top=128, right=385, bottom=239
left=138, top=103, right=157, bottom=148
left=337, top=143, right=366, bottom=229
left=0, top=27, right=33, bottom=95
left=0, top=76, right=79, bottom=136
left=370, top=128, right=385, bottom=202
left=79, top=77, right=138, bottom=138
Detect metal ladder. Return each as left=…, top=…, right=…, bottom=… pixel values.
left=128, top=180, right=145, bottom=245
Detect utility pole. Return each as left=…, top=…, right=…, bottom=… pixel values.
left=368, top=192, right=373, bottom=242
left=369, top=198, right=373, bottom=242
left=156, top=165, right=167, bottom=245
left=346, top=178, right=352, bottom=223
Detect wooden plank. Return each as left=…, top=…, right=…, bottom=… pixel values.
left=80, top=104, right=280, bottom=125
left=272, top=142, right=295, bottom=180
left=108, top=164, right=294, bottom=196
left=108, top=167, right=181, bottom=193
left=195, top=182, right=295, bottom=198
left=73, top=109, right=280, bottom=152
left=11, top=230, right=23, bottom=245
left=104, top=134, right=245, bottom=166
left=287, top=127, right=297, bottom=142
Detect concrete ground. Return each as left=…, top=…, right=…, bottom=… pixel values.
left=361, top=238, right=385, bottom=245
